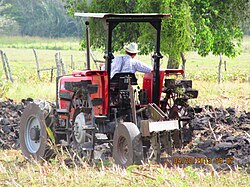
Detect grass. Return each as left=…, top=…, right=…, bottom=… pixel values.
left=0, top=150, right=249, bottom=187
left=185, top=51, right=250, bottom=82
left=0, top=36, right=81, bottom=50
left=190, top=81, right=250, bottom=111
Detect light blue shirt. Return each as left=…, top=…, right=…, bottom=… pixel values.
left=111, top=54, right=152, bottom=78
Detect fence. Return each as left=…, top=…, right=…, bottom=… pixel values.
left=0, top=48, right=104, bottom=83
left=33, top=49, right=68, bottom=82
left=0, top=50, right=14, bottom=83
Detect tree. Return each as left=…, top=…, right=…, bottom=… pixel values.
left=64, top=0, right=250, bottom=68
left=64, top=0, right=192, bottom=68
left=1, top=0, right=83, bottom=37
left=136, top=0, right=192, bottom=68
left=190, top=0, right=250, bottom=57
left=0, top=2, right=20, bottom=35
left=64, top=0, right=142, bottom=50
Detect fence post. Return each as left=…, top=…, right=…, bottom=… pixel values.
left=50, top=66, right=54, bottom=82
left=3, top=53, right=14, bottom=83
left=0, top=50, right=9, bottom=81
left=55, top=52, right=61, bottom=76
left=218, top=53, right=222, bottom=84
left=60, top=58, right=66, bottom=75
left=33, top=49, right=41, bottom=80
left=71, top=55, right=75, bottom=70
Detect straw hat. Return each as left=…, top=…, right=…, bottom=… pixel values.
left=124, top=42, right=140, bottom=54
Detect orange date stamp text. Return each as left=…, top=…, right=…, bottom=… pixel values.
left=173, top=157, right=234, bottom=165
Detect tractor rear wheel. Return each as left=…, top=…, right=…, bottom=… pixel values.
left=112, top=122, right=143, bottom=167
left=20, top=102, right=54, bottom=161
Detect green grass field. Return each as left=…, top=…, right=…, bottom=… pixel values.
left=0, top=36, right=81, bottom=50
left=0, top=36, right=250, bottom=186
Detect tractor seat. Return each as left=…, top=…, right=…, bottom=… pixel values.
left=110, top=73, right=138, bottom=87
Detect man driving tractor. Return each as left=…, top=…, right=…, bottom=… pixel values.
left=103, top=42, right=153, bottom=78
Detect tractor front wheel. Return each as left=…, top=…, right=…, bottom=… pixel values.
left=112, top=122, right=143, bottom=167
left=20, top=102, right=54, bottom=161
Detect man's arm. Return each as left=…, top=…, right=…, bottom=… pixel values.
left=134, top=60, right=152, bottom=74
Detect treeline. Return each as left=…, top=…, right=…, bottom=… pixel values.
left=0, top=0, right=83, bottom=38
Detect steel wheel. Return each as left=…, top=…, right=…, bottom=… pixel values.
left=160, top=80, right=194, bottom=148
left=113, top=122, right=143, bottom=167
left=161, top=92, right=176, bottom=116
left=20, top=103, right=53, bottom=160
left=70, top=91, right=95, bottom=159
left=161, top=97, right=192, bottom=147
left=161, top=91, right=188, bottom=119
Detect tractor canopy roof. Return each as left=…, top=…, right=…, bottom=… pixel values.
left=74, top=13, right=171, bottom=19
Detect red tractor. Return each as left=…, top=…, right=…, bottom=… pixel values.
left=20, top=13, right=198, bottom=167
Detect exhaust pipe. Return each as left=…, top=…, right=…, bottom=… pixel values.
left=85, top=21, right=91, bottom=70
